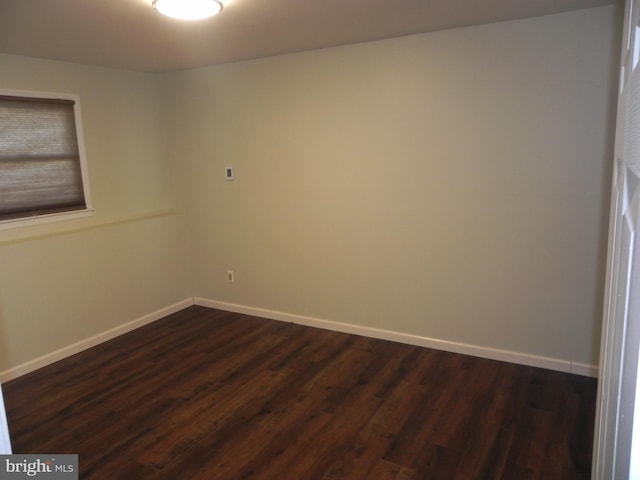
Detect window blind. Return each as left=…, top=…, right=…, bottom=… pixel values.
left=0, top=95, right=87, bottom=221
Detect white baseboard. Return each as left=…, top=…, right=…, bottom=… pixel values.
left=195, top=297, right=599, bottom=378
left=570, top=362, right=599, bottom=378
left=1, top=297, right=598, bottom=381
left=0, top=298, right=194, bottom=382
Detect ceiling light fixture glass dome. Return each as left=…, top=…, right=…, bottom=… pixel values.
left=152, top=0, right=223, bottom=20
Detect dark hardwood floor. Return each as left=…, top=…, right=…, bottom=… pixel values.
left=2, top=306, right=596, bottom=479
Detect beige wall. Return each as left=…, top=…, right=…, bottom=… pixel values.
left=0, top=55, right=191, bottom=373
left=0, top=5, right=620, bottom=376
left=166, top=5, right=619, bottom=368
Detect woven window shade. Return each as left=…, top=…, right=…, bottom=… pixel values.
left=0, top=95, right=86, bottom=221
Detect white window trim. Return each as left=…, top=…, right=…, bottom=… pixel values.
left=0, top=88, right=93, bottom=230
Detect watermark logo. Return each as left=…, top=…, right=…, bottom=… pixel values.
left=0, top=455, right=77, bottom=479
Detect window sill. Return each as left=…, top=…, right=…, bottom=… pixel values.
left=0, top=209, right=94, bottom=231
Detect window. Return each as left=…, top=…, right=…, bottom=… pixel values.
left=0, top=90, right=91, bottom=227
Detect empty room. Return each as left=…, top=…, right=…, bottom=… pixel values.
left=0, top=0, right=635, bottom=478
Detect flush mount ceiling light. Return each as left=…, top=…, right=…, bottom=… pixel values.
left=152, top=0, right=223, bottom=20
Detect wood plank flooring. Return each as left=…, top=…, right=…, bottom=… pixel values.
left=2, top=306, right=597, bottom=479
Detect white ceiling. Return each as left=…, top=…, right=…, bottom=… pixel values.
left=0, top=0, right=616, bottom=73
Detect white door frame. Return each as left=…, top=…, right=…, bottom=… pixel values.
left=0, top=383, right=11, bottom=454
left=593, top=0, right=640, bottom=478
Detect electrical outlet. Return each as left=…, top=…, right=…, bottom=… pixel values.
left=227, top=270, right=235, bottom=283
